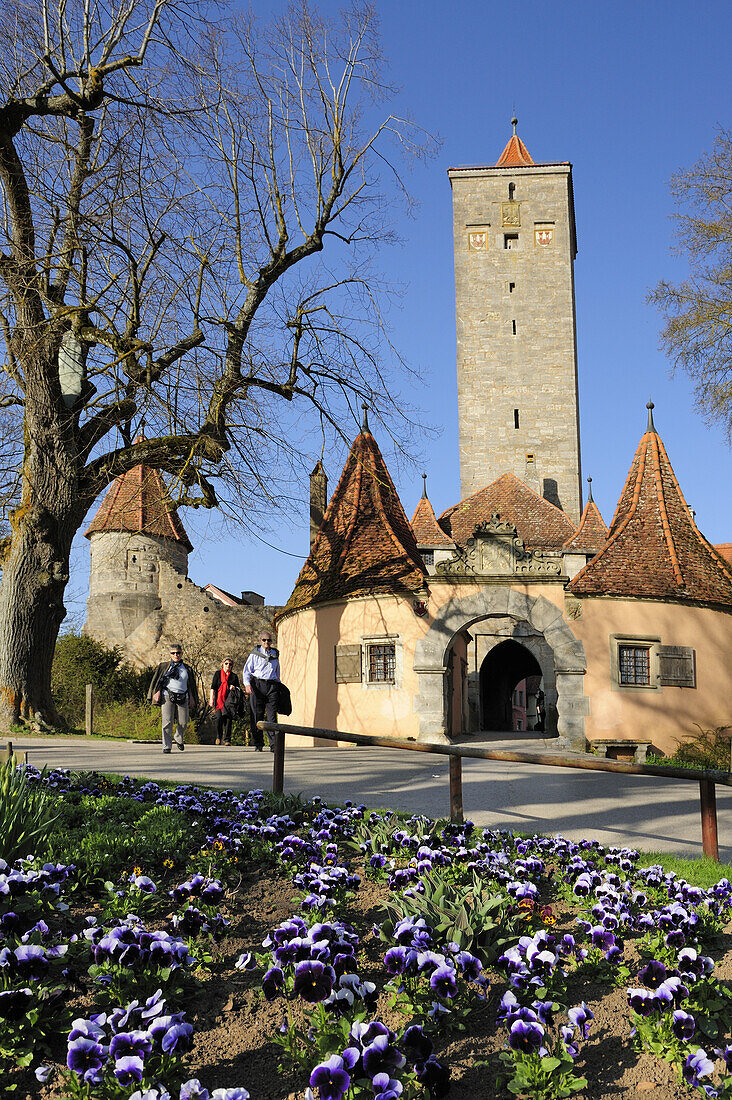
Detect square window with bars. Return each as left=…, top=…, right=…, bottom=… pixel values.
left=368, top=643, right=396, bottom=684
left=618, top=645, right=650, bottom=685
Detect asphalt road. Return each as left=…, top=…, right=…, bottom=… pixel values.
left=8, top=734, right=731, bottom=863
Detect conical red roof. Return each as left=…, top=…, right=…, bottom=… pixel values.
left=410, top=494, right=455, bottom=548
left=496, top=132, right=534, bottom=168
left=570, top=411, right=732, bottom=607
left=563, top=493, right=608, bottom=552
left=440, top=473, right=576, bottom=550
left=282, top=429, right=426, bottom=615
left=85, top=463, right=192, bottom=551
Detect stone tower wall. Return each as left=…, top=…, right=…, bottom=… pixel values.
left=85, top=533, right=281, bottom=681
left=86, top=530, right=189, bottom=647
left=449, top=163, right=582, bottom=523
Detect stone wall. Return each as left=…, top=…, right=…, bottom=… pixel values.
left=84, top=532, right=281, bottom=686
left=449, top=164, right=582, bottom=523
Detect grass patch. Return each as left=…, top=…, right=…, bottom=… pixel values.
left=634, top=850, right=732, bottom=887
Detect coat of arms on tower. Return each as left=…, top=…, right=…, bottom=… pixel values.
left=501, top=202, right=520, bottom=227
left=467, top=230, right=488, bottom=251
left=535, top=226, right=554, bottom=246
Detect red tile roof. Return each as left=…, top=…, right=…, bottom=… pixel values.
left=496, top=134, right=535, bottom=168
left=571, top=411, right=732, bottom=607
left=563, top=492, right=608, bottom=552
left=282, top=429, right=426, bottom=615
left=85, top=463, right=192, bottom=550
left=410, top=494, right=455, bottom=548
left=715, top=544, right=732, bottom=566
left=439, top=473, right=576, bottom=550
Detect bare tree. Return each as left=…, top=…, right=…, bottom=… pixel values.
left=0, top=0, right=431, bottom=726
left=650, top=129, right=732, bottom=438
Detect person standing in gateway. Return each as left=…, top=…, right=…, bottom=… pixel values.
left=147, top=643, right=199, bottom=754
left=243, top=633, right=280, bottom=751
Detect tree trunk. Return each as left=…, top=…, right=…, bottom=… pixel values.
left=0, top=362, right=84, bottom=729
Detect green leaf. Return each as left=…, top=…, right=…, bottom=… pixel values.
left=541, top=1057, right=561, bottom=1072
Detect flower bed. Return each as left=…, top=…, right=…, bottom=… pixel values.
left=1, top=766, right=731, bottom=1100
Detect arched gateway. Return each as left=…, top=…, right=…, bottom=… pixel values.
left=413, top=589, right=588, bottom=750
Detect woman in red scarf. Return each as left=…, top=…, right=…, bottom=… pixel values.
left=209, top=658, right=240, bottom=746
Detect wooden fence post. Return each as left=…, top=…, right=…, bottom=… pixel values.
left=2, top=740, right=12, bottom=764
left=272, top=728, right=285, bottom=795
left=449, top=755, right=463, bottom=823
left=699, top=779, right=719, bottom=862
left=85, top=684, right=94, bottom=737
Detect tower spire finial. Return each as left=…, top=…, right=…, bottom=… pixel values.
left=421, top=472, right=428, bottom=499
left=511, top=115, right=518, bottom=135
left=587, top=475, right=594, bottom=503
left=361, top=402, right=369, bottom=432
left=646, top=398, right=656, bottom=433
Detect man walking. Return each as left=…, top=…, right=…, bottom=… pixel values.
left=243, top=633, right=280, bottom=751
left=147, top=643, right=199, bottom=754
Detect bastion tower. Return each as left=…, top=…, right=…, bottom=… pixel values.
left=448, top=120, right=582, bottom=523
left=84, top=459, right=192, bottom=649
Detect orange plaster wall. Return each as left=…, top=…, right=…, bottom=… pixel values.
left=277, top=594, right=432, bottom=743
left=277, top=581, right=567, bottom=743
left=574, top=598, right=732, bottom=754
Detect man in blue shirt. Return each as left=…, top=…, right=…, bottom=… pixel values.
left=243, top=633, right=280, bottom=752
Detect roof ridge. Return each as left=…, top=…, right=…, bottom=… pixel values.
left=650, top=433, right=684, bottom=588
left=333, top=437, right=366, bottom=574
left=362, top=436, right=424, bottom=569
left=571, top=437, right=647, bottom=588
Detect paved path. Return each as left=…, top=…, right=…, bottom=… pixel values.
left=9, top=735, right=732, bottom=863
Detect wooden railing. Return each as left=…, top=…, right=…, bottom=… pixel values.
left=259, top=722, right=730, bottom=862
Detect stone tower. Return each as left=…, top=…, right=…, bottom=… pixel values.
left=84, top=460, right=192, bottom=648
left=448, top=120, right=582, bottom=523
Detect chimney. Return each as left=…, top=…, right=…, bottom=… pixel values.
left=309, top=461, right=328, bottom=548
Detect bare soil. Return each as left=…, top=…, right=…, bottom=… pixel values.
left=23, top=864, right=731, bottom=1100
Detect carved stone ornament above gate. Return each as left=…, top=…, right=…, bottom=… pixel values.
left=435, top=513, right=563, bottom=578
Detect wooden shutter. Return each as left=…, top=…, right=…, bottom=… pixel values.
left=658, top=645, right=696, bottom=688
left=335, top=644, right=362, bottom=683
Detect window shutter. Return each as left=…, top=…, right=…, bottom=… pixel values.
left=658, top=646, right=696, bottom=688
left=335, top=644, right=362, bottom=683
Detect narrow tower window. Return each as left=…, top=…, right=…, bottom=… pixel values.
left=509, top=281, right=516, bottom=293
left=508, top=182, right=516, bottom=201
left=504, top=234, right=518, bottom=250
left=511, top=319, right=517, bottom=335
left=514, top=409, right=520, bottom=429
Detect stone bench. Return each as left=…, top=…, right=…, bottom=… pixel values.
left=590, top=738, right=653, bottom=764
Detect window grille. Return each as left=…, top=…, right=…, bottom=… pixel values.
left=421, top=549, right=435, bottom=567
left=368, top=644, right=396, bottom=684
left=618, top=645, right=650, bottom=685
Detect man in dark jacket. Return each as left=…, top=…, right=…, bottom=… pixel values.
left=147, top=643, right=199, bottom=754
left=242, top=632, right=280, bottom=751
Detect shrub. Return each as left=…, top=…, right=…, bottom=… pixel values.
left=52, top=632, right=154, bottom=727
left=0, top=757, right=60, bottom=862
left=673, top=725, right=732, bottom=771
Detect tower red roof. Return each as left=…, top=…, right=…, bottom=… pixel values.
left=85, top=463, right=192, bottom=551
left=282, top=426, right=426, bottom=615
left=410, top=491, right=455, bottom=548
left=563, top=483, right=608, bottom=552
left=496, top=120, right=535, bottom=168
left=570, top=407, right=732, bottom=607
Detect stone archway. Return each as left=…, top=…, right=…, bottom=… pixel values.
left=413, top=588, right=588, bottom=750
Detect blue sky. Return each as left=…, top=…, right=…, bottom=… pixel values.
left=68, top=0, right=732, bottom=622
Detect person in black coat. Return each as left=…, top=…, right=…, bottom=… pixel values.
left=209, top=658, right=240, bottom=746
